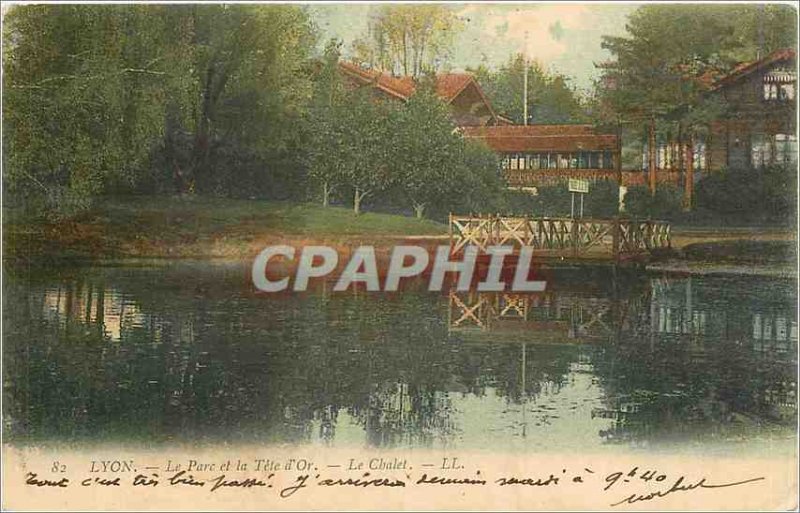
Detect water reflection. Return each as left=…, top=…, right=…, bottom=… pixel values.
left=3, top=263, right=796, bottom=452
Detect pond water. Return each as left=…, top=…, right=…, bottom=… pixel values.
left=3, top=262, right=797, bottom=455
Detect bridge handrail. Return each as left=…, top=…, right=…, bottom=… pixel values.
left=448, top=214, right=671, bottom=259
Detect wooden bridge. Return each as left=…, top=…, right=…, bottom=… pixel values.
left=449, top=214, right=671, bottom=263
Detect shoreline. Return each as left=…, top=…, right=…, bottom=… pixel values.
left=5, top=239, right=796, bottom=280
left=4, top=198, right=796, bottom=277
left=646, top=260, right=797, bottom=279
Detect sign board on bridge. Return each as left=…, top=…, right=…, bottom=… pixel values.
left=568, top=178, right=589, bottom=194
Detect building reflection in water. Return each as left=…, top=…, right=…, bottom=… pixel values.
left=4, top=264, right=797, bottom=451
left=447, top=273, right=797, bottom=445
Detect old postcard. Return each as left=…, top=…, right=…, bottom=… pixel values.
left=2, top=2, right=798, bottom=511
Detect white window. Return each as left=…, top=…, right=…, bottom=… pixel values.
left=753, top=134, right=798, bottom=168
left=753, top=314, right=762, bottom=340
left=764, top=70, right=796, bottom=101
left=641, top=146, right=648, bottom=170
left=764, top=82, right=779, bottom=100
left=693, top=140, right=706, bottom=171
left=510, top=154, right=518, bottom=170
left=763, top=316, right=773, bottom=340
left=751, top=134, right=770, bottom=168
left=775, top=134, right=798, bottom=166
left=779, top=82, right=795, bottom=101
left=776, top=317, right=787, bottom=341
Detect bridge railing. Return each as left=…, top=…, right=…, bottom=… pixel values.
left=449, top=214, right=670, bottom=260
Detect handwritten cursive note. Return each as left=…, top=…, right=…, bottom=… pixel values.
left=21, top=462, right=766, bottom=508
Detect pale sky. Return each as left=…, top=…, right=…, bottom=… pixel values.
left=308, top=3, right=641, bottom=92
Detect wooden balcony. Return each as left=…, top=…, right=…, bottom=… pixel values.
left=504, top=169, right=615, bottom=187
left=504, top=169, right=685, bottom=188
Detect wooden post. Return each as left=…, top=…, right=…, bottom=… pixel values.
left=648, top=117, right=657, bottom=196
left=684, top=137, right=694, bottom=211
left=524, top=214, right=531, bottom=246
left=571, top=218, right=579, bottom=258
left=448, top=212, right=453, bottom=254
left=616, top=121, right=623, bottom=202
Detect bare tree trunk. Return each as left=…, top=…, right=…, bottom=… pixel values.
left=413, top=203, right=426, bottom=219
left=418, top=35, right=427, bottom=76
left=354, top=188, right=365, bottom=215
left=322, top=182, right=331, bottom=208
left=402, top=30, right=409, bottom=76
left=684, top=136, right=694, bottom=211
left=648, top=117, right=657, bottom=197
left=616, top=120, right=622, bottom=188
left=191, top=64, right=216, bottom=193
left=192, top=60, right=230, bottom=193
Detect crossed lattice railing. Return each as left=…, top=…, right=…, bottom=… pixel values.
left=449, top=214, right=670, bottom=259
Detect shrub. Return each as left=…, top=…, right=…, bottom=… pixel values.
left=695, top=166, right=795, bottom=225
left=502, top=180, right=622, bottom=218
left=623, top=184, right=684, bottom=220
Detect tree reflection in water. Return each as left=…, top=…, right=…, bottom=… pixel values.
left=3, top=263, right=796, bottom=451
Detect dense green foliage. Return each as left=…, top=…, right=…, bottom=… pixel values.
left=695, top=166, right=797, bottom=225
left=4, top=5, right=795, bottom=226
left=504, top=181, right=620, bottom=218
left=305, top=40, right=504, bottom=217
left=3, top=6, right=505, bottom=221
left=623, top=185, right=685, bottom=220
left=4, top=5, right=316, bottom=217
left=593, top=4, right=796, bottom=215
left=620, top=166, right=798, bottom=225
left=596, top=4, right=797, bottom=126
left=4, top=6, right=173, bottom=217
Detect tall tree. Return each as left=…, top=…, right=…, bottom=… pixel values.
left=391, top=79, right=462, bottom=218
left=338, top=91, right=397, bottom=215
left=595, top=4, right=797, bottom=195
left=306, top=39, right=348, bottom=207
left=3, top=4, right=316, bottom=217
left=166, top=5, right=316, bottom=194
left=351, top=5, right=463, bottom=77
left=3, top=5, right=171, bottom=216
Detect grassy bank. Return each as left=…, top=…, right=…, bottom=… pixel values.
left=4, top=197, right=797, bottom=270
left=4, top=196, right=447, bottom=261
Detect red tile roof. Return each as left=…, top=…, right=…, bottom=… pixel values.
left=338, top=62, right=483, bottom=103
left=339, top=61, right=414, bottom=100
left=434, top=73, right=474, bottom=102
left=711, top=48, right=796, bottom=90
left=462, top=125, right=618, bottom=153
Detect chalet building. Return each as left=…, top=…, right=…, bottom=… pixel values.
left=646, top=48, right=797, bottom=179
left=705, top=48, right=797, bottom=172
left=460, top=125, right=620, bottom=188
left=338, top=61, right=621, bottom=189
